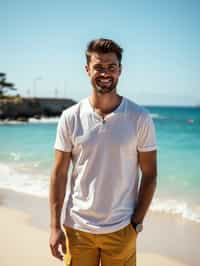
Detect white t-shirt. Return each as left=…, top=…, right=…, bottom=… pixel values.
left=54, top=97, right=156, bottom=234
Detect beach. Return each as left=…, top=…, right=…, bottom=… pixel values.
left=0, top=188, right=199, bottom=266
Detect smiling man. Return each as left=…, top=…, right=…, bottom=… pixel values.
left=49, top=38, right=157, bottom=266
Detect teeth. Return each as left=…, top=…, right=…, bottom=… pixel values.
left=98, top=78, right=111, bottom=83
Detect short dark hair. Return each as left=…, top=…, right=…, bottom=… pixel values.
left=86, top=38, right=123, bottom=64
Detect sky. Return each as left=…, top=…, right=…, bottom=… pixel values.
left=1, top=0, right=200, bottom=106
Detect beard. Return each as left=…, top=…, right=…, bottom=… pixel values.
left=93, top=77, right=118, bottom=94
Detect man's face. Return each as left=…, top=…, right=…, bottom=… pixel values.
left=85, top=52, right=121, bottom=94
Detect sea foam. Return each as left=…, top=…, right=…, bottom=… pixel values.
left=151, top=198, right=200, bottom=223
left=0, top=117, right=59, bottom=125
left=150, top=113, right=167, bottom=119
left=0, top=162, right=49, bottom=198
left=0, top=162, right=200, bottom=223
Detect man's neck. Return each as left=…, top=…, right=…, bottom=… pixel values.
left=89, top=90, right=122, bottom=115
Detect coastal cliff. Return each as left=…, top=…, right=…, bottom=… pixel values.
left=0, top=97, right=76, bottom=121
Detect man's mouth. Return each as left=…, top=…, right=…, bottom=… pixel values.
left=96, top=78, right=113, bottom=87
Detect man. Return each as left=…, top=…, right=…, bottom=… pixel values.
left=49, top=38, right=157, bottom=266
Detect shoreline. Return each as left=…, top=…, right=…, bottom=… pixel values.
left=0, top=116, right=60, bottom=124
left=0, top=160, right=199, bottom=224
left=0, top=188, right=199, bottom=265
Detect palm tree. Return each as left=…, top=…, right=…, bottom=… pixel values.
left=0, top=73, right=16, bottom=97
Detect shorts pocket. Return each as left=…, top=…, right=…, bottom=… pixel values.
left=128, top=224, right=138, bottom=237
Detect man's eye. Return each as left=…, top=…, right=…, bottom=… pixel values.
left=95, top=67, right=103, bottom=72
left=109, top=66, right=116, bottom=71
left=94, top=65, right=117, bottom=72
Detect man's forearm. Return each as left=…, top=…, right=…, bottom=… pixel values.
left=132, top=174, right=157, bottom=224
left=50, top=171, right=67, bottom=229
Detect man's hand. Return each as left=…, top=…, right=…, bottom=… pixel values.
left=49, top=227, right=66, bottom=261
left=49, top=150, right=71, bottom=260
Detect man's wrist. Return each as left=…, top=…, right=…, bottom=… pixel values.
left=131, top=216, right=143, bottom=233
left=50, top=223, right=62, bottom=230
left=131, top=215, right=143, bottom=225
left=131, top=220, right=143, bottom=233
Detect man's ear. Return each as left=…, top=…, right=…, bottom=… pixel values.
left=85, top=65, right=90, bottom=76
left=119, top=64, right=122, bottom=75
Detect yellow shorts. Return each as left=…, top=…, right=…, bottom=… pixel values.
left=64, top=223, right=137, bottom=266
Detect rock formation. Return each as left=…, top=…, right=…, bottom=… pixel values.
left=0, top=97, right=76, bottom=121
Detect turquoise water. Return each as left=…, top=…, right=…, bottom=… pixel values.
left=0, top=106, right=200, bottom=222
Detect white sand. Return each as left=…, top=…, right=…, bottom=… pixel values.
left=0, top=207, right=61, bottom=266
left=0, top=206, right=188, bottom=266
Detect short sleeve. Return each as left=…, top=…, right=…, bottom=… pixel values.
left=137, top=113, right=157, bottom=152
left=54, top=111, right=72, bottom=152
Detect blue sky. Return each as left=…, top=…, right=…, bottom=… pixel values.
left=1, top=0, right=200, bottom=106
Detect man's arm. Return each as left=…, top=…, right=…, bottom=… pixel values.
left=49, top=149, right=71, bottom=261
left=131, top=150, right=157, bottom=225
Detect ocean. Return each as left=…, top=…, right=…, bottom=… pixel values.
left=0, top=106, right=200, bottom=223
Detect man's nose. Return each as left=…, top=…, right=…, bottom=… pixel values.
left=100, top=68, right=109, bottom=76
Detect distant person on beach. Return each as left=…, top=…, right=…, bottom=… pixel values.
left=49, top=38, right=157, bottom=266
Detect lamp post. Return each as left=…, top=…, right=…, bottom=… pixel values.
left=33, top=76, right=42, bottom=98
